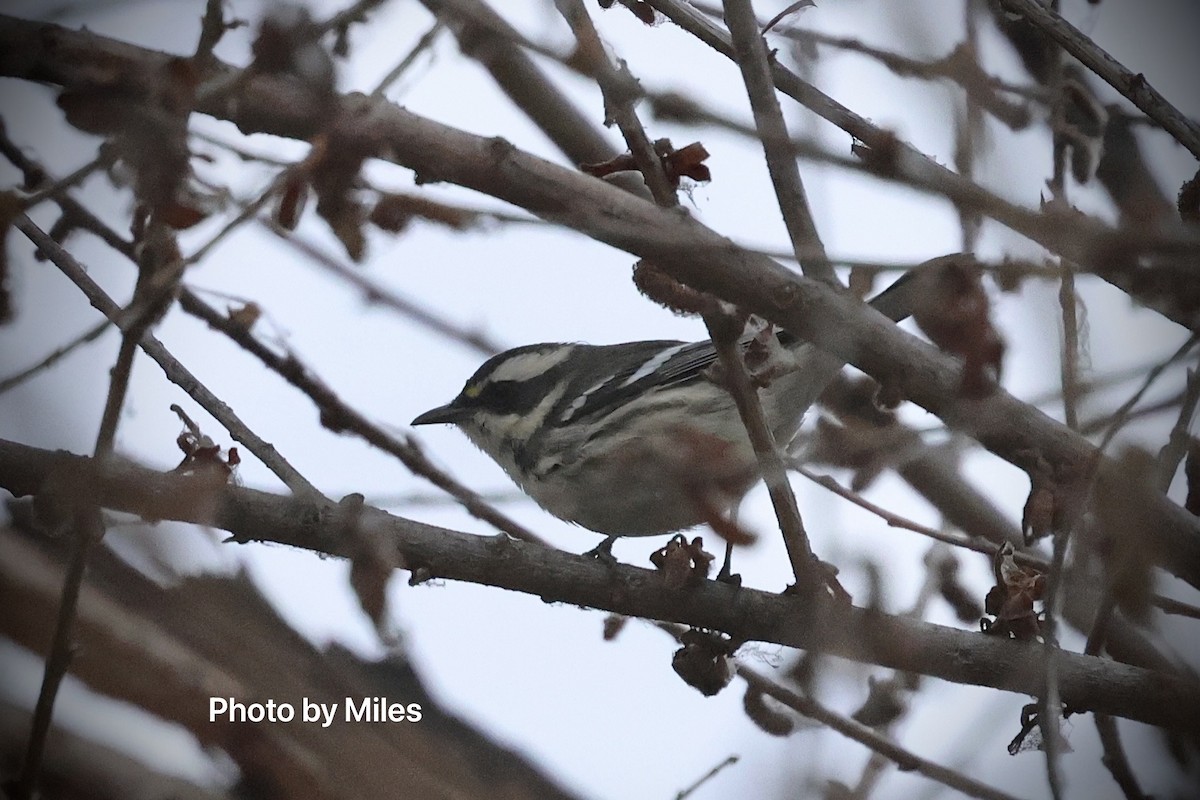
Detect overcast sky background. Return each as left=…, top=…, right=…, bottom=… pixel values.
left=2, top=0, right=1199, bottom=798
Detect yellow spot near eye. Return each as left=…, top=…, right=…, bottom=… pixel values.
left=465, top=384, right=482, bottom=399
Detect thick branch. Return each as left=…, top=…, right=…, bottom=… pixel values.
left=1, top=438, right=1197, bottom=732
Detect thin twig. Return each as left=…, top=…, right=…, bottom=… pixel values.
left=1058, top=261, right=1081, bottom=431
left=997, top=0, right=1200, bottom=160
left=0, top=123, right=135, bottom=260
left=735, top=662, right=1023, bottom=800
left=16, top=150, right=111, bottom=211
left=17, top=216, right=320, bottom=498
left=794, top=464, right=1047, bottom=569
left=370, top=19, right=443, bottom=97
left=1039, top=522, right=1069, bottom=800
left=1098, top=334, right=1200, bottom=452
left=262, top=220, right=502, bottom=356
left=1094, top=714, right=1151, bottom=800
left=722, top=0, right=834, bottom=284
left=1156, top=367, right=1200, bottom=491
left=0, top=320, right=110, bottom=395
left=14, top=509, right=104, bottom=799
left=675, top=754, right=739, bottom=800
left=704, top=312, right=819, bottom=591
left=556, top=0, right=677, bottom=206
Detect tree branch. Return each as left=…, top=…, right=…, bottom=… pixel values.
left=1, top=437, right=1197, bottom=732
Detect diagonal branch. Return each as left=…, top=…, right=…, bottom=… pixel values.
left=996, top=0, right=1200, bottom=160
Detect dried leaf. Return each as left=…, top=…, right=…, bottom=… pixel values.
left=275, top=173, right=309, bottom=230
left=650, top=534, right=715, bottom=588
left=743, top=687, right=794, bottom=736
left=598, top=0, right=656, bottom=25
left=672, top=630, right=735, bottom=696
left=632, top=260, right=719, bottom=316
left=602, top=614, right=627, bottom=641
left=1179, top=169, right=1200, bottom=225
left=981, top=543, right=1045, bottom=639
left=369, top=192, right=481, bottom=233
left=911, top=256, right=1005, bottom=398
left=851, top=676, right=906, bottom=728
left=762, top=0, right=817, bottom=35
left=658, top=140, right=711, bottom=184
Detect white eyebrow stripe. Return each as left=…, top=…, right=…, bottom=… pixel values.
left=488, top=346, right=575, bottom=383
left=620, top=343, right=690, bottom=387
left=559, top=374, right=614, bottom=422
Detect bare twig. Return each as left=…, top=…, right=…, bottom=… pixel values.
left=556, top=0, right=677, bottom=206
left=1058, top=260, right=1081, bottom=431
left=1097, top=334, right=1200, bottom=452
left=14, top=509, right=104, bottom=799
left=17, top=216, right=319, bottom=498
left=675, top=754, right=738, bottom=800
left=0, top=320, right=110, bottom=395
left=997, top=0, right=1200, bottom=160
left=795, top=464, right=1043, bottom=568
left=1156, top=367, right=1200, bottom=491
left=370, top=19, right=443, bottom=97
left=735, top=663, right=1022, bottom=800
left=1094, top=714, right=1151, bottom=800
left=722, top=0, right=834, bottom=284
left=705, top=310, right=822, bottom=591
left=16, top=149, right=111, bottom=211
left=262, top=220, right=502, bottom=356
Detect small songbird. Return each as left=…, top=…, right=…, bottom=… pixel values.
left=413, top=277, right=912, bottom=556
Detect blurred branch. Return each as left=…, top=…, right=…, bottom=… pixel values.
left=0, top=524, right=582, bottom=800
left=0, top=700, right=231, bottom=800
left=0, top=320, right=109, bottom=396
left=262, top=220, right=504, bottom=355
left=996, top=0, right=1200, bottom=160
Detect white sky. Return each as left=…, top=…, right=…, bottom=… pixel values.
left=2, top=0, right=1199, bottom=798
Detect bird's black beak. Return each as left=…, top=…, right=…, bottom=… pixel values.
left=412, top=402, right=469, bottom=426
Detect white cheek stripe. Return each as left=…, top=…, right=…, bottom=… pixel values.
left=620, top=343, right=689, bottom=388
left=506, top=382, right=568, bottom=442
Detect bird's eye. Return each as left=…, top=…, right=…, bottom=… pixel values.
left=476, top=380, right=522, bottom=412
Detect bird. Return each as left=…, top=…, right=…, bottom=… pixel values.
left=413, top=275, right=914, bottom=561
